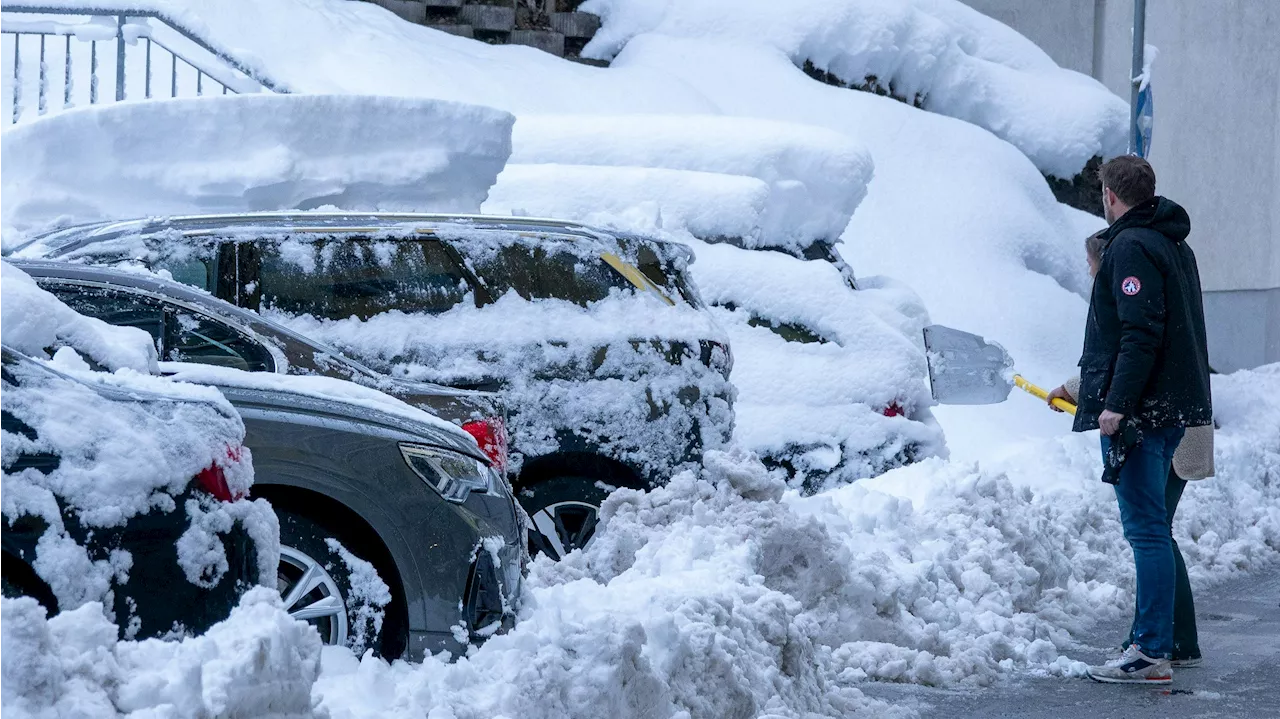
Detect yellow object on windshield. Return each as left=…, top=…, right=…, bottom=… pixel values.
left=600, top=252, right=675, bottom=306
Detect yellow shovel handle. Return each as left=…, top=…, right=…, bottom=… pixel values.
left=1013, top=375, right=1078, bottom=415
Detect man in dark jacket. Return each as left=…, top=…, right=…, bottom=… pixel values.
left=1072, top=156, right=1213, bottom=685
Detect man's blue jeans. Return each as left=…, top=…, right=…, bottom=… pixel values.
left=1101, top=426, right=1185, bottom=659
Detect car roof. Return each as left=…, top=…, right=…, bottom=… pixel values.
left=10, top=212, right=688, bottom=258
left=0, top=344, right=232, bottom=412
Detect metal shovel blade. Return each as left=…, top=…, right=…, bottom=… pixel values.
left=923, top=324, right=1015, bottom=405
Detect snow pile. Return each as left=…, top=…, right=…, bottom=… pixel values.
left=1, top=588, right=322, bottom=719
left=1, top=93, right=513, bottom=240
left=1, top=261, right=159, bottom=374
left=314, top=365, right=1280, bottom=719
left=1, top=0, right=1109, bottom=456
left=583, top=0, right=1127, bottom=178
left=685, top=239, right=946, bottom=488
left=488, top=114, right=874, bottom=253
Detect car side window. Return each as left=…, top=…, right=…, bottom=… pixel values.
left=41, top=283, right=274, bottom=372
left=255, top=237, right=474, bottom=320
left=148, top=241, right=222, bottom=293
left=46, top=284, right=167, bottom=355
left=465, top=241, right=633, bottom=307
left=167, top=310, right=275, bottom=372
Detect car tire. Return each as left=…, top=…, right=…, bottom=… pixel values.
left=519, top=475, right=613, bottom=561
left=275, top=509, right=405, bottom=658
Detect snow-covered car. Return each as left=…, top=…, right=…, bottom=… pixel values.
left=681, top=239, right=947, bottom=491
left=178, top=367, right=525, bottom=661
left=0, top=346, right=274, bottom=640
left=12, top=212, right=736, bottom=558
left=11, top=259, right=510, bottom=472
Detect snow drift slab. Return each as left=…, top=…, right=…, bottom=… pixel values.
left=0, top=94, right=514, bottom=240
left=506, top=114, right=873, bottom=253
left=485, top=164, right=773, bottom=245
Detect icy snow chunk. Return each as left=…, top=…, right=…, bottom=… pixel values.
left=1, top=93, right=514, bottom=240
left=583, top=0, right=1127, bottom=178
left=507, top=114, right=873, bottom=252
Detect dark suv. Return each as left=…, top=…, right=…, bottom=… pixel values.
left=13, top=213, right=735, bottom=558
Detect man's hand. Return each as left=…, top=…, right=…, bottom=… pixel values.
left=1046, top=385, right=1073, bottom=413
left=1099, top=409, right=1125, bottom=436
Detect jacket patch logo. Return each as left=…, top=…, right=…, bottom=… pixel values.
left=1122, top=276, right=1142, bottom=296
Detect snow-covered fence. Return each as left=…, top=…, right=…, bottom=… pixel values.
left=1, top=5, right=287, bottom=126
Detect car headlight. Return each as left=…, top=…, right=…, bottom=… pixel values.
left=399, top=444, right=494, bottom=503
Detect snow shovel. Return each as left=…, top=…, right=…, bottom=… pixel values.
left=922, top=324, right=1076, bottom=414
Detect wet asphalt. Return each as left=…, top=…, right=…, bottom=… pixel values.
left=860, top=564, right=1280, bottom=718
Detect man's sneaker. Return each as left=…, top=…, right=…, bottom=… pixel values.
left=1171, top=656, right=1203, bottom=668
left=1086, top=645, right=1172, bottom=684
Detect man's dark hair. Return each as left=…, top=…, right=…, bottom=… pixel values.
left=1085, top=230, right=1109, bottom=261
left=1098, top=155, right=1156, bottom=206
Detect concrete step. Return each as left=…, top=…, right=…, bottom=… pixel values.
left=509, top=28, right=564, bottom=56
left=549, top=11, right=599, bottom=39
left=369, top=0, right=427, bottom=24
left=458, top=3, right=516, bottom=32
left=428, top=23, right=475, bottom=38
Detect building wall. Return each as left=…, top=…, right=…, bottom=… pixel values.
left=959, top=0, right=1280, bottom=371
left=959, top=0, right=1098, bottom=75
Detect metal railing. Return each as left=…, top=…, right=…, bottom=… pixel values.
left=2, top=5, right=288, bottom=125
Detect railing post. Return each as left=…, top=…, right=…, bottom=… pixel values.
left=115, top=14, right=126, bottom=101
left=11, top=36, right=21, bottom=124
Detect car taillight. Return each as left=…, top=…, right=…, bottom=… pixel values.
left=196, top=445, right=247, bottom=502
left=882, top=402, right=906, bottom=418
left=462, top=418, right=507, bottom=473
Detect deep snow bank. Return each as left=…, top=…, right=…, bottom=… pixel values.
left=0, top=94, right=514, bottom=241
left=583, top=0, right=1127, bottom=178
left=315, top=363, right=1280, bottom=719
left=603, top=36, right=1096, bottom=452
left=1, top=589, right=321, bottom=719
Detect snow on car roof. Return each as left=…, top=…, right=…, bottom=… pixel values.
left=11, top=211, right=691, bottom=258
